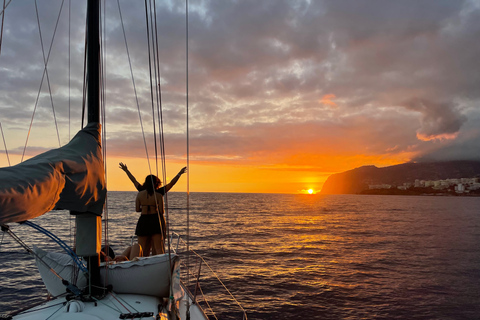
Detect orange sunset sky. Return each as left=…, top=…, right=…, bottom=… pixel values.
left=1, top=1, right=480, bottom=194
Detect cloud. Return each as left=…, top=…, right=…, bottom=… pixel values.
left=403, top=98, right=467, bottom=141
left=319, top=94, right=337, bottom=108
left=2, top=0, right=480, bottom=175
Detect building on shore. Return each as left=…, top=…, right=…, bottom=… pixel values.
left=368, top=177, right=480, bottom=194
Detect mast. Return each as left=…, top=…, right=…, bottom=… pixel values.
left=87, top=0, right=100, bottom=124
left=72, top=0, right=102, bottom=297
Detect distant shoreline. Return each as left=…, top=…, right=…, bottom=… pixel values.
left=358, top=188, right=480, bottom=197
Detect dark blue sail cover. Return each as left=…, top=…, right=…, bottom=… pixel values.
left=0, top=123, right=106, bottom=224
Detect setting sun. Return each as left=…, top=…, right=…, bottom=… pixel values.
left=299, top=188, right=318, bottom=194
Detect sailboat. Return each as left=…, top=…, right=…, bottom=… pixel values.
left=0, top=1, right=246, bottom=319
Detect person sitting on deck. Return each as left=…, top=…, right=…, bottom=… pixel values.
left=100, top=244, right=143, bottom=263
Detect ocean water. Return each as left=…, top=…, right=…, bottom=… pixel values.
left=1, top=192, right=480, bottom=319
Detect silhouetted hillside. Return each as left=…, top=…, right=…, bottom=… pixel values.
left=320, top=161, right=480, bottom=194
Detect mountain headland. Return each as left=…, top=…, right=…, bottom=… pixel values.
left=320, top=160, right=480, bottom=195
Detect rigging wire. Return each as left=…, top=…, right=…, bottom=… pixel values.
left=34, top=0, right=63, bottom=146
left=44, top=303, right=64, bottom=320
left=22, top=1, right=65, bottom=161
left=118, top=1, right=169, bottom=263
left=90, top=293, right=129, bottom=314
left=100, top=0, right=109, bottom=269
left=0, top=0, right=11, bottom=17
left=116, top=0, right=153, bottom=175
left=148, top=0, right=178, bottom=304
left=0, top=122, right=10, bottom=166
left=144, top=0, right=158, bottom=177
left=99, top=3, right=115, bottom=291
left=186, top=0, right=191, bottom=317
left=68, top=0, right=71, bottom=141
left=108, top=291, right=140, bottom=314
left=151, top=0, right=163, bottom=179
left=0, top=0, right=5, bottom=56
left=150, top=0, right=170, bottom=262
left=143, top=3, right=176, bottom=298
left=81, top=25, right=88, bottom=129
left=119, top=0, right=170, bottom=263
left=68, top=0, right=73, bottom=251
left=1, top=224, right=84, bottom=297
left=151, top=0, right=166, bottom=190
left=8, top=300, right=66, bottom=318
left=148, top=0, right=168, bottom=253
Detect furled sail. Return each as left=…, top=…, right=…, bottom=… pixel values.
left=0, top=123, right=106, bottom=224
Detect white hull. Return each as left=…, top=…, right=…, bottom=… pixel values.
left=12, top=288, right=207, bottom=320
left=22, top=248, right=208, bottom=319
left=34, top=248, right=178, bottom=298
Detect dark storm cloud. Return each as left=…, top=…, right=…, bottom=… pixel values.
left=404, top=98, right=467, bottom=141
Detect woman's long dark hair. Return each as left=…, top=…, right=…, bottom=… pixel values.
left=143, top=175, right=161, bottom=195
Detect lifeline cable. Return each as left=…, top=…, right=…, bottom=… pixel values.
left=176, top=236, right=248, bottom=319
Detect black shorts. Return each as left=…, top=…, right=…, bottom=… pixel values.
left=135, top=214, right=165, bottom=236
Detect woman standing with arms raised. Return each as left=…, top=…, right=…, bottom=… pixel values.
left=120, top=163, right=186, bottom=256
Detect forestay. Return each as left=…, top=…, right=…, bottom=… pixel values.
left=0, top=123, right=106, bottom=224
